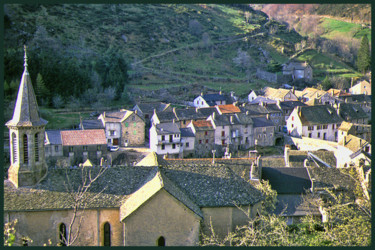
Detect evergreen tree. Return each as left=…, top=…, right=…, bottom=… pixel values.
left=321, top=76, right=333, bottom=90
left=35, top=73, right=51, bottom=105
left=356, top=35, right=371, bottom=74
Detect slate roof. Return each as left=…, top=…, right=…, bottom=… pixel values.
left=278, top=101, right=307, bottom=111
left=252, top=117, right=275, bottom=128
left=45, top=130, right=62, bottom=145
left=6, top=57, right=48, bottom=127
left=198, top=107, right=220, bottom=118
left=263, top=103, right=282, bottom=113
left=261, top=167, right=311, bottom=194
left=174, top=107, right=206, bottom=121
left=211, top=114, right=239, bottom=127
left=274, top=194, right=321, bottom=217
left=338, top=134, right=369, bottom=153
left=202, top=93, right=230, bottom=106
left=136, top=152, right=171, bottom=167
left=60, top=129, right=107, bottom=146
left=297, top=105, right=343, bottom=126
left=4, top=163, right=264, bottom=212
left=180, top=127, right=195, bottom=137
left=288, top=150, right=336, bottom=168
left=99, top=110, right=134, bottom=123
left=300, top=88, right=327, bottom=100
left=249, top=96, right=277, bottom=104
left=155, top=111, right=178, bottom=123
left=263, top=87, right=294, bottom=100
left=338, top=121, right=354, bottom=132
left=337, top=103, right=368, bottom=121
left=240, top=103, right=269, bottom=116
left=134, top=102, right=170, bottom=114
left=341, top=94, right=372, bottom=104
left=283, top=61, right=310, bottom=71
left=155, top=122, right=180, bottom=135
left=80, top=119, right=104, bottom=130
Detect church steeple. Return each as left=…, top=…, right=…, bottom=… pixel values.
left=6, top=46, right=47, bottom=127
left=6, top=46, right=48, bottom=188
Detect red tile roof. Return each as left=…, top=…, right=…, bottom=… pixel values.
left=61, top=129, right=107, bottom=146
left=217, top=104, right=241, bottom=114
left=192, top=120, right=213, bottom=128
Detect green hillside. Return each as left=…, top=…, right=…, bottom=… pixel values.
left=4, top=4, right=366, bottom=107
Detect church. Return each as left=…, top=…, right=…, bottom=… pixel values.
left=4, top=48, right=264, bottom=246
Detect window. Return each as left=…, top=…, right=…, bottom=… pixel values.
left=317, top=125, right=322, bottom=130
left=69, top=146, right=74, bottom=152
left=186, top=142, right=189, bottom=148
left=323, top=133, right=326, bottom=140
left=59, top=223, right=67, bottom=246
left=205, top=131, right=208, bottom=136
left=323, top=125, right=328, bottom=129
left=110, top=130, right=115, bottom=136
left=35, top=133, right=39, bottom=162
left=309, top=133, right=312, bottom=138
left=157, top=236, right=165, bottom=246
left=308, top=126, right=314, bottom=131
left=23, top=134, right=28, bottom=164
left=206, top=139, right=208, bottom=144
left=103, top=222, right=111, bottom=246
left=125, top=122, right=129, bottom=127
left=317, top=132, right=320, bottom=138
left=108, top=139, right=111, bottom=144
left=12, top=133, right=17, bottom=164
left=291, top=124, right=294, bottom=128
left=222, top=131, right=225, bottom=137
left=292, top=116, right=294, bottom=121
left=55, top=145, right=59, bottom=152
left=97, top=145, right=101, bottom=151
left=332, top=124, right=335, bottom=129
left=161, top=135, right=165, bottom=141
left=222, top=140, right=225, bottom=145
left=199, top=140, right=202, bottom=144
left=134, top=122, right=137, bottom=127
left=172, top=144, right=176, bottom=149
left=133, top=130, right=137, bottom=135
left=83, top=146, right=88, bottom=151
left=161, top=145, right=165, bottom=150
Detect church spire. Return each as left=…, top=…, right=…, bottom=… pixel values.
left=6, top=46, right=47, bottom=127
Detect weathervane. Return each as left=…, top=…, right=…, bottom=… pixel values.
left=24, top=45, right=28, bottom=69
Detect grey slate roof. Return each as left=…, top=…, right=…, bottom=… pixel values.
left=6, top=65, right=47, bottom=127
left=202, top=94, right=231, bottom=106
left=45, top=130, right=62, bottom=145
left=80, top=119, right=104, bottom=130
left=155, top=111, right=178, bottom=123
left=155, top=122, right=180, bottom=135
left=134, top=102, right=170, bottom=114
left=174, top=107, right=206, bottom=121
left=180, top=127, right=195, bottom=137
left=198, top=107, right=220, bottom=118
left=298, top=105, right=343, bottom=126
left=261, top=167, right=311, bottom=194
left=279, top=101, right=307, bottom=111
left=4, top=163, right=264, bottom=212
left=288, top=150, right=336, bottom=168
left=240, top=104, right=269, bottom=116
left=337, top=103, right=368, bottom=121
left=274, top=194, right=321, bottom=217
left=249, top=96, right=276, bottom=104
left=341, top=94, right=371, bottom=104
left=252, top=117, right=275, bottom=128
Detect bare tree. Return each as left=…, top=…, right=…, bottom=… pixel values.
left=61, top=166, right=108, bottom=246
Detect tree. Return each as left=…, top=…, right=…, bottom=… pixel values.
left=52, top=94, right=64, bottom=109
left=356, top=35, right=371, bottom=74
left=233, top=48, right=253, bottom=71
left=60, top=166, right=108, bottom=246
left=35, top=73, right=51, bottom=106
left=320, top=76, right=333, bottom=91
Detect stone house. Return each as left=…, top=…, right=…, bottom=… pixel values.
left=99, top=110, right=145, bottom=147
left=151, top=110, right=178, bottom=126
left=79, top=119, right=104, bottom=130
left=45, top=130, right=63, bottom=159
left=207, top=112, right=234, bottom=147
left=334, top=102, right=368, bottom=125
left=349, top=80, right=371, bottom=95
left=133, top=102, right=171, bottom=126
left=60, top=129, right=107, bottom=165
left=4, top=157, right=264, bottom=246
left=149, top=122, right=181, bottom=157
left=187, top=120, right=215, bottom=157
left=252, top=117, right=276, bottom=147
left=262, top=87, right=298, bottom=101
left=287, top=105, right=343, bottom=142
left=340, top=94, right=371, bottom=121
left=180, top=127, right=195, bottom=157
left=173, top=107, right=207, bottom=128
left=338, top=121, right=371, bottom=143
left=336, top=134, right=371, bottom=168
left=277, top=100, right=307, bottom=128
left=259, top=101, right=283, bottom=132
left=282, top=61, right=313, bottom=82
left=193, top=92, right=233, bottom=108
left=297, top=87, right=337, bottom=106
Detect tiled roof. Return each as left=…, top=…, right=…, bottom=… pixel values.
left=60, top=129, right=107, bottom=146
left=192, top=120, right=214, bottom=130
left=261, top=167, right=311, bottom=194
left=298, top=105, right=343, bottom=125
left=202, top=93, right=227, bottom=102
left=155, top=122, right=180, bottom=135
left=263, top=103, right=282, bottom=113
left=217, top=104, right=241, bottom=114
left=136, top=152, right=171, bottom=167
left=45, top=130, right=62, bottom=145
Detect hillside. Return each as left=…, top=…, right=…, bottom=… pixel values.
left=4, top=4, right=367, bottom=109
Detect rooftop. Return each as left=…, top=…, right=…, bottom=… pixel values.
left=60, top=129, right=107, bottom=146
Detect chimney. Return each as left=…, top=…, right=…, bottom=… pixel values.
left=103, top=112, right=106, bottom=118
left=260, top=101, right=264, bottom=107
left=292, top=86, right=295, bottom=94
left=337, top=103, right=341, bottom=116
left=230, top=115, right=233, bottom=124
left=219, top=90, right=222, bottom=95
left=246, top=111, right=249, bottom=115
left=134, top=109, right=138, bottom=115
left=266, top=114, right=270, bottom=120
left=212, top=112, right=216, bottom=120
left=173, top=119, right=175, bottom=124
left=277, top=100, right=281, bottom=109
left=284, top=144, right=291, bottom=167
left=201, top=92, right=204, bottom=96
left=196, top=107, right=199, bottom=113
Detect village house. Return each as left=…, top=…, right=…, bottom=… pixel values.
left=262, top=87, right=299, bottom=101
left=349, top=79, right=371, bottom=95
left=79, top=119, right=104, bottom=130
left=151, top=109, right=178, bottom=126
left=149, top=122, right=181, bottom=157
left=44, top=130, right=63, bottom=159
left=98, top=109, right=145, bottom=147
left=133, top=102, right=171, bottom=126
left=286, top=105, right=343, bottom=142
left=277, top=100, right=307, bottom=128
left=297, top=87, right=337, bottom=106
left=259, top=101, right=283, bottom=132
left=282, top=61, right=313, bottom=82
left=193, top=92, right=234, bottom=108
left=172, top=107, right=207, bottom=128
left=247, top=89, right=262, bottom=102
left=340, top=94, right=372, bottom=121
left=180, top=127, right=195, bottom=158
left=338, top=121, right=371, bottom=143
left=252, top=116, right=276, bottom=147
left=60, top=129, right=107, bottom=165
left=187, top=120, right=215, bottom=157
left=336, top=134, right=371, bottom=168
left=333, top=102, right=368, bottom=124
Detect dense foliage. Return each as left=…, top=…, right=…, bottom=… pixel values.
left=356, top=35, right=371, bottom=74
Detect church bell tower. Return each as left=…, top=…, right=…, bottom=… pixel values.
left=5, top=46, right=48, bottom=187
